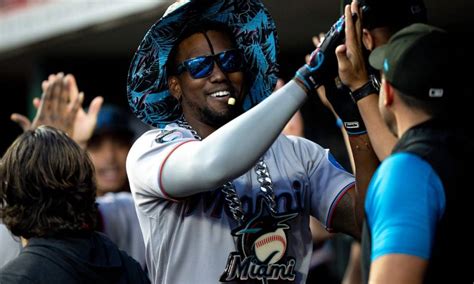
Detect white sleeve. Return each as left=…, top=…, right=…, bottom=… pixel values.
left=161, top=81, right=307, bottom=197
left=310, top=149, right=355, bottom=231
left=126, top=127, right=197, bottom=201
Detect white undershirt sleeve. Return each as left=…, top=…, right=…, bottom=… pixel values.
left=161, top=80, right=307, bottom=197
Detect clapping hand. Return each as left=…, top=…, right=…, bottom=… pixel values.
left=11, top=73, right=103, bottom=147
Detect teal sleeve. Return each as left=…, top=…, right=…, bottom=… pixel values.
left=365, top=153, right=446, bottom=261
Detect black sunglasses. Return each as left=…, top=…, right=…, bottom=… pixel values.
left=175, top=49, right=243, bottom=79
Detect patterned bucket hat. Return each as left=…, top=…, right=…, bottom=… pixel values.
left=127, top=0, right=279, bottom=127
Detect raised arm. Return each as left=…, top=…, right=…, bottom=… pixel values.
left=335, top=1, right=397, bottom=160
left=161, top=81, right=307, bottom=197
left=370, top=255, right=427, bottom=284
left=10, top=73, right=103, bottom=148
left=159, top=11, right=358, bottom=198
left=305, top=3, right=380, bottom=239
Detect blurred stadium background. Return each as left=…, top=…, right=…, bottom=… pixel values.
left=1, top=0, right=471, bottom=165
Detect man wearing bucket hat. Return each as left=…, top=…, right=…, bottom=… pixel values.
left=126, top=0, right=379, bottom=283
left=360, top=23, right=469, bottom=283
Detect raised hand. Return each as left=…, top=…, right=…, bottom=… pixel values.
left=295, top=14, right=352, bottom=93
left=10, top=98, right=41, bottom=131
left=31, top=73, right=84, bottom=136
left=304, top=30, right=367, bottom=136
left=59, top=74, right=103, bottom=147
left=10, top=73, right=103, bottom=148
left=335, top=1, right=369, bottom=91
left=305, top=33, right=337, bottom=112
left=324, top=80, right=367, bottom=135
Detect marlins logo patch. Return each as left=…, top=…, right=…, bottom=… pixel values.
left=220, top=200, right=297, bottom=283
left=154, top=129, right=183, bottom=143
left=328, top=152, right=345, bottom=171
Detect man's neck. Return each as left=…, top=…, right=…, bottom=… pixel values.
left=184, top=115, right=217, bottom=139
left=21, top=237, right=29, bottom=247
left=396, top=107, right=432, bottom=138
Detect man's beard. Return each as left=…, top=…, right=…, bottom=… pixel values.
left=200, top=105, right=244, bottom=128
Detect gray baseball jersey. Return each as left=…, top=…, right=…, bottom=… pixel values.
left=0, top=194, right=147, bottom=270
left=0, top=223, right=21, bottom=269
left=96, top=192, right=146, bottom=269
left=127, top=124, right=355, bottom=283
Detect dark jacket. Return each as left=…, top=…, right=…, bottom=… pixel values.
left=0, top=232, right=150, bottom=284
left=361, top=119, right=472, bottom=283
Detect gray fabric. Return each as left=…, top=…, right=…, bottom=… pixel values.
left=0, top=232, right=150, bottom=284
left=160, top=81, right=307, bottom=196
left=0, top=223, right=21, bottom=269
left=96, top=192, right=146, bottom=269
left=0, top=193, right=147, bottom=270
left=127, top=128, right=355, bottom=283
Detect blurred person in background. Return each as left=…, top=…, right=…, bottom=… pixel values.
left=88, top=104, right=148, bottom=196
left=88, top=105, right=132, bottom=196
left=90, top=104, right=148, bottom=269
left=301, top=1, right=428, bottom=282
left=0, top=124, right=149, bottom=283
left=336, top=0, right=428, bottom=160
left=339, top=0, right=470, bottom=279
left=4, top=72, right=147, bottom=270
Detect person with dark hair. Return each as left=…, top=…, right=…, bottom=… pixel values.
left=126, top=0, right=379, bottom=283
left=88, top=104, right=144, bottom=196
left=334, top=0, right=428, bottom=161
left=0, top=125, right=149, bottom=283
left=297, top=1, right=428, bottom=282
left=361, top=23, right=468, bottom=283
left=2, top=73, right=147, bottom=272
left=90, top=104, right=148, bottom=269
left=10, top=74, right=137, bottom=197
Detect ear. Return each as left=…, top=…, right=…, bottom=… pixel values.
left=168, top=76, right=182, bottom=101
left=362, top=29, right=374, bottom=51
left=382, top=79, right=394, bottom=107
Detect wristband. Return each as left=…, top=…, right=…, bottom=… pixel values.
left=325, top=80, right=367, bottom=136
left=350, top=79, right=379, bottom=102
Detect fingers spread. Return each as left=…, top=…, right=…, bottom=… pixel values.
left=87, top=96, right=104, bottom=119
left=312, top=36, right=320, bottom=47
left=335, top=44, right=350, bottom=76
left=351, top=0, right=362, bottom=43
left=32, top=97, right=41, bottom=109
left=335, top=44, right=348, bottom=62
left=65, top=74, right=79, bottom=105
left=344, top=4, right=355, bottom=46
left=42, top=73, right=63, bottom=113
left=41, top=80, right=49, bottom=93
left=11, top=113, right=31, bottom=131
left=65, top=92, right=84, bottom=135
left=69, top=92, right=84, bottom=117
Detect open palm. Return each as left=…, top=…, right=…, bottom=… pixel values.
left=64, top=75, right=103, bottom=146
left=10, top=73, right=103, bottom=148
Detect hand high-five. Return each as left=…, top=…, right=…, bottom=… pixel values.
left=335, top=1, right=369, bottom=91
left=10, top=73, right=103, bottom=148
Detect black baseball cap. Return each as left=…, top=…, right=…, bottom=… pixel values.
left=359, top=0, right=427, bottom=30
left=92, top=104, right=135, bottom=139
left=369, top=23, right=451, bottom=100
